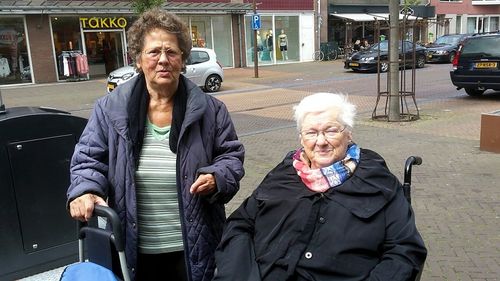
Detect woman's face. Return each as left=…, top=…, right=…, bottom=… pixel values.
left=300, top=109, right=352, bottom=169
left=136, top=28, right=183, bottom=92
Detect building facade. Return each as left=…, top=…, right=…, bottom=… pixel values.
left=320, top=0, right=435, bottom=49
left=429, top=0, right=500, bottom=40
left=0, top=0, right=315, bottom=86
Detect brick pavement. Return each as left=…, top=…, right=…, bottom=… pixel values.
left=2, top=61, right=499, bottom=281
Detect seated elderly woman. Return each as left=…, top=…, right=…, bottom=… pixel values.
left=214, top=93, right=427, bottom=281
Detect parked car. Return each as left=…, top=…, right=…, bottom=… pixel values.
left=426, top=33, right=471, bottom=63
left=344, top=40, right=426, bottom=72
left=107, top=47, right=224, bottom=93
left=450, top=32, right=500, bottom=96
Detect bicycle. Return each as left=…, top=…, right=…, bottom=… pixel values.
left=313, top=43, right=338, bottom=61
left=337, top=45, right=353, bottom=60
left=312, top=50, right=325, bottom=61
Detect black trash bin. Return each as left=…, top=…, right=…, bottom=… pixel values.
left=0, top=106, right=87, bottom=281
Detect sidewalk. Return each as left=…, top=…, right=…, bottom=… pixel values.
left=3, top=61, right=500, bottom=281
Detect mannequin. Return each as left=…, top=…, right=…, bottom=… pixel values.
left=256, top=30, right=263, bottom=61
left=266, top=30, right=273, bottom=61
left=278, top=29, right=288, bottom=60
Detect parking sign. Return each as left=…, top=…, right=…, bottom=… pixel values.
left=252, top=14, right=261, bottom=30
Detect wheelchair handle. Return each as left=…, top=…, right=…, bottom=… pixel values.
left=404, top=156, right=422, bottom=186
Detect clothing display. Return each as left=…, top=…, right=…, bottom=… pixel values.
left=0, top=57, right=11, bottom=78
left=278, top=30, right=288, bottom=60
left=58, top=50, right=89, bottom=80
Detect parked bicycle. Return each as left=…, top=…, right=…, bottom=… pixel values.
left=313, top=42, right=339, bottom=61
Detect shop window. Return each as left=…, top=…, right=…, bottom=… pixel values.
left=246, top=15, right=273, bottom=64
left=0, top=17, right=31, bottom=85
left=275, top=16, right=299, bottom=63
left=51, top=16, right=85, bottom=80
left=190, top=16, right=212, bottom=48
left=212, top=15, right=233, bottom=68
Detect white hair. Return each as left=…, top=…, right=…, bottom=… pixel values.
left=293, top=93, right=356, bottom=131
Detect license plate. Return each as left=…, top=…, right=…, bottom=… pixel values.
left=475, top=62, right=497, bottom=69
left=107, top=83, right=116, bottom=92
left=349, top=62, right=359, bottom=67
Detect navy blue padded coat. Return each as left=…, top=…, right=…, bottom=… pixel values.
left=67, top=74, right=245, bottom=281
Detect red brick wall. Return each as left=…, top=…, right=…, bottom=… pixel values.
left=26, top=15, right=57, bottom=83
left=430, top=0, right=500, bottom=15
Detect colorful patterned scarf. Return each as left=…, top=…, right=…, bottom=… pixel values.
left=292, top=144, right=360, bottom=192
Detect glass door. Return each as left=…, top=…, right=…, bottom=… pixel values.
left=83, top=31, right=125, bottom=78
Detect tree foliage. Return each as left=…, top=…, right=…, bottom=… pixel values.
left=401, top=0, right=421, bottom=6
left=131, top=0, right=165, bottom=14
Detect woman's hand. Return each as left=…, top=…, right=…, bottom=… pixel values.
left=190, top=173, right=216, bottom=196
left=69, top=193, right=107, bottom=222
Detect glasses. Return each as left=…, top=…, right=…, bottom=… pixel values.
left=301, top=126, right=346, bottom=141
left=143, top=47, right=183, bottom=61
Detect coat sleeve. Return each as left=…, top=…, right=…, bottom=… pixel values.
left=367, top=188, right=427, bottom=280
left=213, top=195, right=261, bottom=281
left=197, top=101, right=245, bottom=204
left=67, top=101, right=110, bottom=206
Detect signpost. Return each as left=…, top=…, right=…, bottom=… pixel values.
left=252, top=0, right=259, bottom=78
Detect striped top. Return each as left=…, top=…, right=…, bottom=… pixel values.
left=135, top=120, right=183, bottom=254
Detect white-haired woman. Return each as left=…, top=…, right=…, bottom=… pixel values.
left=214, top=93, right=426, bottom=281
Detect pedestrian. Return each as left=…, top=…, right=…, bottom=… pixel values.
left=213, top=93, right=426, bottom=281
left=67, top=9, right=245, bottom=281
left=353, top=39, right=361, bottom=51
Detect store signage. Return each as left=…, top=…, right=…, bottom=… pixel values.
left=80, top=17, right=127, bottom=29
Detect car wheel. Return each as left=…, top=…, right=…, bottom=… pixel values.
left=379, top=62, right=389, bottom=72
left=448, top=52, right=456, bottom=63
left=205, top=74, right=222, bottom=92
left=465, top=88, right=485, bottom=96
left=416, top=55, right=426, bottom=68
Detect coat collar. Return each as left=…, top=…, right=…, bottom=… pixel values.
left=255, top=149, right=401, bottom=218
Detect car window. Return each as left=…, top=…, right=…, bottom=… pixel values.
left=189, top=51, right=210, bottom=65
left=369, top=41, right=388, bottom=51
left=403, top=41, right=412, bottom=51
left=435, top=35, right=461, bottom=45
left=461, top=36, right=500, bottom=57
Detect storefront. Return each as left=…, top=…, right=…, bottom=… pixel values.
left=0, top=1, right=252, bottom=86
left=245, top=13, right=315, bottom=65
left=52, top=15, right=132, bottom=81
left=0, top=16, right=31, bottom=85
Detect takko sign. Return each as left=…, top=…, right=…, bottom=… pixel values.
left=80, top=17, right=127, bottom=29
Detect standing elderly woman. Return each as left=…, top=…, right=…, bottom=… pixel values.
left=214, top=93, right=426, bottom=281
left=67, top=9, right=244, bottom=281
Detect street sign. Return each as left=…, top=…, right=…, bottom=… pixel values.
left=252, top=14, right=261, bottom=30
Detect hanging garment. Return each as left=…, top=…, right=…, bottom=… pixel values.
left=0, top=57, right=11, bottom=78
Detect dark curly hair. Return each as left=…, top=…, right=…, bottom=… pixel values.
left=127, top=9, right=192, bottom=70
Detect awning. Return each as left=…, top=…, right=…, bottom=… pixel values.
left=331, top=13, right=418, bottom=22
left=0, top=1, right=253, bottom=15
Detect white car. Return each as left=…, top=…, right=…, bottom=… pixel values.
left=107, top=47, right=224, bottom=93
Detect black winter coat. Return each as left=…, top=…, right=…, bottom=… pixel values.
left=214, top=149, right=426, bottom=281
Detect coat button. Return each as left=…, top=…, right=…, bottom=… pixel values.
left=131, top=267, right=135, bottom=272
left=132, top=223, right=136, bottom=229
left=184, top=175, right=188, bottom=179
left=305, top=252, right=312, bottom=259
left=319, top=216, right=326, bottom=224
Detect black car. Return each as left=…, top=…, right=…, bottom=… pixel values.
left=426, top=34, right=470, bottom=63
left=344, top=40, right=426, bottom=72
left=450, top=32, right=500, bottom=96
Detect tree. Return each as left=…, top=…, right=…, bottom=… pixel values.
left=131, top=0, right=165, bottom=14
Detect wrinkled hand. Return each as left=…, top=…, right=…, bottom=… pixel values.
left=190, top=174, right=216, bottom=196
left=69, top=193, right=107, bottom=222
